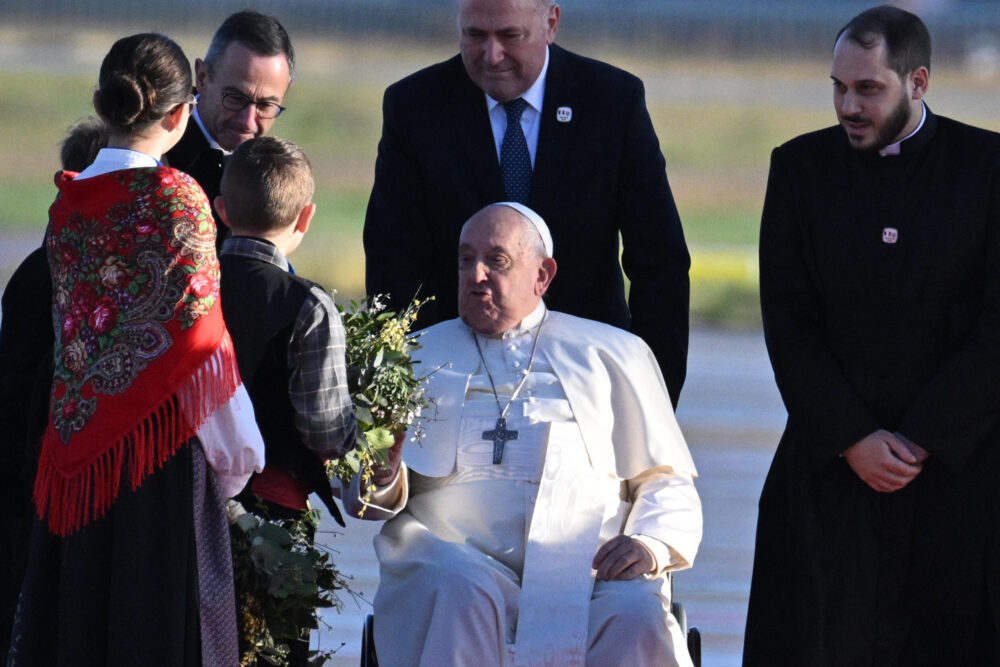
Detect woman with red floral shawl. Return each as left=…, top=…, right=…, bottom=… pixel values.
left=8, top=33, right=264, bottom=666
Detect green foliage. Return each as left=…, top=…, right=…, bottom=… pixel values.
left=230, top=506, right=349, bottom=666
left=326, top=295, right=435, bottom=488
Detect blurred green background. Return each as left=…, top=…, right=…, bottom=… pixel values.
left=3, top=12, right=999, bottom=329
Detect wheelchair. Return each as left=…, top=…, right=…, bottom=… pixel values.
left=360, top=576, right=702, bottom=666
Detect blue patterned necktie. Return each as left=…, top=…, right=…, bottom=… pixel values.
left=501, top=98, right=532, bottom=204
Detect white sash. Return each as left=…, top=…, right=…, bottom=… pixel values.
left=511, top=422, right=620, bottom=666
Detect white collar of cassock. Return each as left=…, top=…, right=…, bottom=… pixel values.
left=879, top=102, right=927, bottom=157
left=475, top=301, right=547, bottom=340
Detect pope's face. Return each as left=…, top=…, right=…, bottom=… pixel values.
left=831, top=35, right=924, bottom=152
left=195, top=41, right=291, bottom=152
left=459, top=0, right=559, bottom=103
left=458, top=208, right=554, bottom=336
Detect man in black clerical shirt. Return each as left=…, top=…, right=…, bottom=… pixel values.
left=745, top=6, right=1000, bottom=665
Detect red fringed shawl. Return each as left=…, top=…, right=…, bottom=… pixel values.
left=35, top=166, right=240, bottom=536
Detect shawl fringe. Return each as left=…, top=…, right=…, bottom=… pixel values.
left=34, top=335, right=240, bottom=536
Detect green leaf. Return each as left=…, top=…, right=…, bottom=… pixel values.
left=365, top=427, right=394, bottom=449
left=255, top=522, right=295, bottom=548
left=354, top=405, right=373, bottom=426
left=345, top=449, right=360, bottom=469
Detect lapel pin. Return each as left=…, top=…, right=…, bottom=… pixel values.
left=882, top=227, right=898, bottom=244
left=556, top=106, right=572, bottom=123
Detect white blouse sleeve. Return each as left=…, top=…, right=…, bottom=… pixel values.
left=196, top=383, right=265, bottom=498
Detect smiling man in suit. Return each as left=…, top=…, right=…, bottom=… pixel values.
left=363, top=0, right=690, bottom=406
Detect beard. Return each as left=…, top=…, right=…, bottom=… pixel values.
left=872, top=92, right=913, bottom=152
left=844, top=91, right=913, bottom=154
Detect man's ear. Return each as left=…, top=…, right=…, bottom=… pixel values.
left=536, top=256, right=557, bottom=296
left=295, top=202, right=316, bottom=235
left=545, top=4, right=561, bottom=44
left=214, top=196, right=232, bottom=228
left=909, top=66, right=929, bottom=100
left=194, top=58, right=210, bottom=95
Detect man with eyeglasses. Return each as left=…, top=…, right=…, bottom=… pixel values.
left=166, top=10, right=293, bottom=248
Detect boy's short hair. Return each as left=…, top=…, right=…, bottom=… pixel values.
left=61, top=117, right=107, bottom=172
left=220, top=136, right=314, bottom=234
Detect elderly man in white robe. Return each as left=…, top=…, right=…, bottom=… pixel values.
left=348, top=202, right=702, bottom=666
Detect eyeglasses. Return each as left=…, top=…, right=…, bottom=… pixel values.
left=220, top=91, right=286, bottom=119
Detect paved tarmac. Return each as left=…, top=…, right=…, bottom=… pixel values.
left=313, top=328, right=785, bottom=666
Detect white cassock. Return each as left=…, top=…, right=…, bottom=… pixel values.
left=348, top=304, right=702, bottom=666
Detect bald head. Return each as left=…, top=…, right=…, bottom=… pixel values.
left=457, top=204, right=557, bottom=335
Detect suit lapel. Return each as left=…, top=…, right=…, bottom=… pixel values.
left=448, top=60, right=506, bottom=204
left=530, top=44, right=579, bottom=213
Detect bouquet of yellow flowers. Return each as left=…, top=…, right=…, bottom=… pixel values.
left=326, top=294, right=434, bottom=498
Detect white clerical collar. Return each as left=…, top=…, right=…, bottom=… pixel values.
left=879, top=102, right=927, bottom=157
left=191, top=100, right=230, bottom=154
left=502, top=301, right=547, bottom=340
left=75, top=147, right=159, bottom=180
left=485, top=45, right=549, bottom=115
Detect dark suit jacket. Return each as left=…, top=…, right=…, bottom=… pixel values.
left=745, top=110, right=1000, bottom=665
left=364, top=44, right=689, bottom=405
left=164, top=120, right=229, bottom=251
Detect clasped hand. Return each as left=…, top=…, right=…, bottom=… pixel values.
left=843, top=429, right=929, bottom=493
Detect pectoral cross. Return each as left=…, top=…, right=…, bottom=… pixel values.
left=483, top=417, right=518, bottom=464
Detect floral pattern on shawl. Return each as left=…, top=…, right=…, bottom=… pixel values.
left=48, top=167, right=219, bottom=443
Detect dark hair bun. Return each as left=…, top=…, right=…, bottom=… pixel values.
left=95, top=33, right=191, bottom=135
left=95, top=72, right=153, bottom=129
